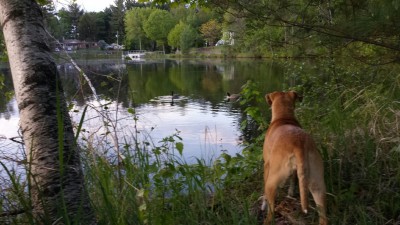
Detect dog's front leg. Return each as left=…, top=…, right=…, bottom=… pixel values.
left=263, top=161, right=278, bottom=224
left=261, top=161, right=270, bottom=211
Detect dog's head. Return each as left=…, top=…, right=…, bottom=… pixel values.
left=265, top=91, right=302, bottom=115
left=266, top=91, right=302, bottom=120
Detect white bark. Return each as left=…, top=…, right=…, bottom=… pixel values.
left=0, top=0, right=94, bottom=224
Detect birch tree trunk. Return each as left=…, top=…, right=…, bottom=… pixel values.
left=0, top=0, right=94, bottom=224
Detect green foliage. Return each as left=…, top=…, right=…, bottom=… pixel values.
left=0, top=74, right=14, bottom=111
left=180, top=25, right=197, bottom=54
left=239, top=80, right=269, bottom=134
left=0, top=161, right=34, bottom=224
left=125, top=7, right=154, bottom=49
left=168, top=21, right=186, bottom=49
left=283, top=59, right=400, bottom=224
left=0, top=32, right=6, bottom=61
left=110, top=0, right=126, bottom=43
left=199, top=19, right=222, bottom=46
left=140, top=0, right=210, bottom=7
left=52, top=2, right=84, bottom=40
left=124, top=5, right=218, bottom=51
left=79, top=126, right=259, bottom=225
left=186, top=7, right=213, bottom=28
left=56, top=8, right=73, bottom=38
left=37, top=0, right=400, bottom=58
left=78, top=12, right=99, bottom=41
left=67, top=2, right=84, bottom=39
left=212, top=0, right=400, bottom=59
left=144, top=9, right=176, bottom=48
left=40, top=1, right=115, bottom=43
left=169, top=5, right=190, bottom=23
left=168, top=21, right=197, bottom=53
left=36, top=0, right=52, bottom=5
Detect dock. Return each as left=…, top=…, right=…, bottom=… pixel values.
left=123, top=50, right=165, bottom=60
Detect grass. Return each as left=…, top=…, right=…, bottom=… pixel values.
left=80, top=126, right=260, bottom=225
left=1, top=58, right=400, bottom=224
left=284, top=59, right=400, bottom=224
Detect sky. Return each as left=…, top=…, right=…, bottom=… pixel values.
left=54, top=0, right=114, bottom=12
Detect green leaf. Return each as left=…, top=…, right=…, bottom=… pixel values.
left=137, top=189, right=146, bottom=198
left=176, top=142, right=184, bottom=155
left=139, top=204, right=147, bottom=212
left=127, top=108, right=135, bottom=114
left=68, top=103, right=75, bottom=111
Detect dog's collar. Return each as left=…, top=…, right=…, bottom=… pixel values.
left=267, top=118, right=302, bottom=135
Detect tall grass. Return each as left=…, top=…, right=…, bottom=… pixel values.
left=1, top=58, right=400, bottom=224
left=80, top=126, right=260, bottom=225
left=284, top=59, right=400, bottom=224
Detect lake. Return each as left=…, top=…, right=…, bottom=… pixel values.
left=0, top=58, right=286, bottom=168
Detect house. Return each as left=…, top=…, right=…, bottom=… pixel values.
left=62, top=39, right=98, bottom=51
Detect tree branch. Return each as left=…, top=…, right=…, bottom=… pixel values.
left=0, top=208, right=26, bottom=217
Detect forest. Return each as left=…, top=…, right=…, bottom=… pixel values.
left=1, top=0, right=400, bottom=225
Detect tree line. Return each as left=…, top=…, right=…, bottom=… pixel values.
left=3, top=0, right=398, bottom=59
left=32, top=0, right=225, bottom=54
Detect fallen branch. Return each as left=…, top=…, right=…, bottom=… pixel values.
left=9, top=136, right=24, bottom=145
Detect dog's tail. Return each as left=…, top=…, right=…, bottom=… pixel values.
left=295, top=148, right=309, bottom=214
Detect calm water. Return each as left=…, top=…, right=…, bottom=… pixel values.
left=0, top=58, right=286, bottom=166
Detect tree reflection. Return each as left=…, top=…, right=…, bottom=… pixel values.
left=1, top=59, right=286, bottom=147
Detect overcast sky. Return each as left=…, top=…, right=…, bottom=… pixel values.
left=54, top=0, right=114, bottom=12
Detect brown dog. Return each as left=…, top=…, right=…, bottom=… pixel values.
left=261, top=91, right=327, bottom=225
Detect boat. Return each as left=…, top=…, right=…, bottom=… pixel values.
left=124, top=50, right=147, bottom=60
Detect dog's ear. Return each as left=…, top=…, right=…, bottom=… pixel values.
left=289, top=91, right=303, bottom=102
left=266, top=93, right=274, bottom=105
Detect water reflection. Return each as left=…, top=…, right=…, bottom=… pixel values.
left=0, top=59, right=285, bottom=163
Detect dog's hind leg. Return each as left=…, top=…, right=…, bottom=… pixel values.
left=294, top=149, right=309, bottom=214
left=310, top=183, right=327, bottom=225
left=309, top=166, right=327, bottom=225
left=287, top=173, right=296, bottom=197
